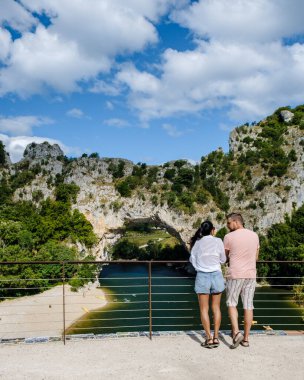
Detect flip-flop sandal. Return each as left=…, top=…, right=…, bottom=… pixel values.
left=240, top=340, right=249, bottom=347
left=201, top=338, right=214, bottom=349
left=230, top=331, right=244, bottom=349
left=212, top=338, right=220, bottom=348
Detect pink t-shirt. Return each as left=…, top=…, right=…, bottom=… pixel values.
left=224, top=228, right=259, bottom=279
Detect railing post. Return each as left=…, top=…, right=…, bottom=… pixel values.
left=148, top=261, right=152, bottom=340
left=62, top=262, right=66, bottom=345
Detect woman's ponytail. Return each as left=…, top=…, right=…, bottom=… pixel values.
left=190, top=220, right=214, bottom=249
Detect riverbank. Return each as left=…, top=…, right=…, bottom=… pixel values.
left=0, top=334, right=303, bottom=379
left=0, top=284, right=108, bottom=339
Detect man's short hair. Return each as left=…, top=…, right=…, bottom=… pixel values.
left=227, top=212, right=244, bottom=226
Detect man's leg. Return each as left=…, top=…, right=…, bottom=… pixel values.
left=228, top=306, right=239, bottom=338
left=226, top=279, right=243, bottom=338
left=243, top=309, right=253, bottom=341
left=241, top=279, right=256, bottom=343
left=198, top=294, right=211, bottom=339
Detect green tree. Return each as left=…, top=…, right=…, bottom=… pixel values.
left=164, top=168, right=176, bottom=181
left=55, top=182, right=80, bottom=203
left=259, top=205, right=304, bottom=283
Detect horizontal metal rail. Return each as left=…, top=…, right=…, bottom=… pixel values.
left=1, top=260, right=303, bottom=264
left=0, top=260, right=303, bottom=344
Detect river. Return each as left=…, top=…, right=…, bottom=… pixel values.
left=66, top=263, right=303, bottom=335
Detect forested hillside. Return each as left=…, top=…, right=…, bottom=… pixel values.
left=0, top=105, right=303, bottom=279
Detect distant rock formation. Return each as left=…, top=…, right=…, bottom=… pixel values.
left=0, top=142, right=12, bottom=168
left=4, top=151, right=12, bottom=167
left=280, top=110, right=294, bottom=123
left=1, top=106, right=303, bottom=259
left=23, top=141, right=64, bottom=160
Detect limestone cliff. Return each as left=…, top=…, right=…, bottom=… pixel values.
left=1, top=106, right=303, bottom=259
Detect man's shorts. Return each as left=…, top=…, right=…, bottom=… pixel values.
left=226, top=279, right=256, bottom=310
left=194, top=271, right=225, bottom=294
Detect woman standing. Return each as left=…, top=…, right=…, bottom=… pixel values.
left=190, top=220, right=226, bottom=348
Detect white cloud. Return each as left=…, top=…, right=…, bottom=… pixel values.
left=108, top=0, right=187, bottom=23
left=25, top=0, right=159, bottom=56
left=0, top=115, right=53, bottom=136
left=1, top=0, right=303, bottom=126
left=112, top=0, right=304, bottom=123
left=162, top=123, right=183, bottom=137
left=0, top=133, right=75, bottom=163
left=89, top=80, right=121, bottom=96
left=0, top=28, right=12, bottom=62
left=66, top=108, right=84, bottom=118
left=106, top=101, right=114, bottom=110
left=104, top=118, right=130, bottom=128
left=162, top=123, right=193, bottom=137
left=0, top=25, right=106, bottom=96
left=0, top=0, right=180, bottom=96
left=117, top=40, right=304, bottom=122
left=117, top=63, right=160, bottom=94
left=0, top=0, right=37, bottom=33
left=172, top=0, right=304, bottom=43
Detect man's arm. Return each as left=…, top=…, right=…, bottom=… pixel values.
left=256, top=248, right=259, bottom=261
left=225, top=249, right=230, bottom=263
left=223, top=235, right=230, bottom=262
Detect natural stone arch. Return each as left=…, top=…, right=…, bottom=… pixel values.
left=83, top=207, right=194, bottom=260
left=120, top=215, right=186, bottom=247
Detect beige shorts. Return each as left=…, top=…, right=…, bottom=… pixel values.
left=226, top=279, right=256, bottom=310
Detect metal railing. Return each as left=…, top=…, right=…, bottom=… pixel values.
left=0, top=260, right=303, bottom=344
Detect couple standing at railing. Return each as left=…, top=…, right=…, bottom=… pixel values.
left=189, top=213, right=259, bottom=349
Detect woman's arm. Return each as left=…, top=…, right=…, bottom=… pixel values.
left=189, top=241, right=198, bottom=268
left=218, top=239, right=226, bottom=264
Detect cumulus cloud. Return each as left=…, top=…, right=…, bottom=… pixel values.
left=103, top=118, right=130, bottom=128
left=0, top=0, right=181, bottom=96
left=108, top=0, right=188, bottom=23
left=66, top=108, right=84, bottom=118
left=0, top=25, right=106, bottom=96
left=0, top=133, right=75, bottom=163
left=0, top=115, right=53, bottom=136
left=116, top=0, right=304, bottom=122
left=0, top=28, right=12, bottom=61
left=1, top=0, right=304, bottom=125
left=172, top=0, right=304, bottom=43
left=0, top=0, right=37, bottom=33
left=162, top=123, right=184, bottom=137
left=117, top=63, right=160, bottom=94
left=118, top=42, right=304, bottom=121
left=89, top=80, right=121, bottom=96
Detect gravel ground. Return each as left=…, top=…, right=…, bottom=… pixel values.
left=0, top=334, right=303, bottom=380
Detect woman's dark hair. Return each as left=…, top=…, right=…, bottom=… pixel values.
left=190, top=220, right=214, bottom=249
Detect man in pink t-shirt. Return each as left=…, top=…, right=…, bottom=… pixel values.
left=224, top=213, right=259, bottom=349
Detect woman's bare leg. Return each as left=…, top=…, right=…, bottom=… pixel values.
left=211, top=293, right=222, bottom=338
left=198, top=294, right=211, bottom=339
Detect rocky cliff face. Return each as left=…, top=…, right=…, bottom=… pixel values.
left=227, top=111, right=304, bottom=229
left=1, top=108, right=303, bottom=259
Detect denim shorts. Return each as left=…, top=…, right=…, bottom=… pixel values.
left=194, top=271, right=225, bottom=294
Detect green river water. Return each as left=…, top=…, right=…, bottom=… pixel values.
left=67, top=263, right=303, bottom=335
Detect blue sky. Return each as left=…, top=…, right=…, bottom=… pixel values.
left=1, top=0, right=304, bottom=163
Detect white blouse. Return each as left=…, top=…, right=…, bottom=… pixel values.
left=190, top=235, right=226, bottom=272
